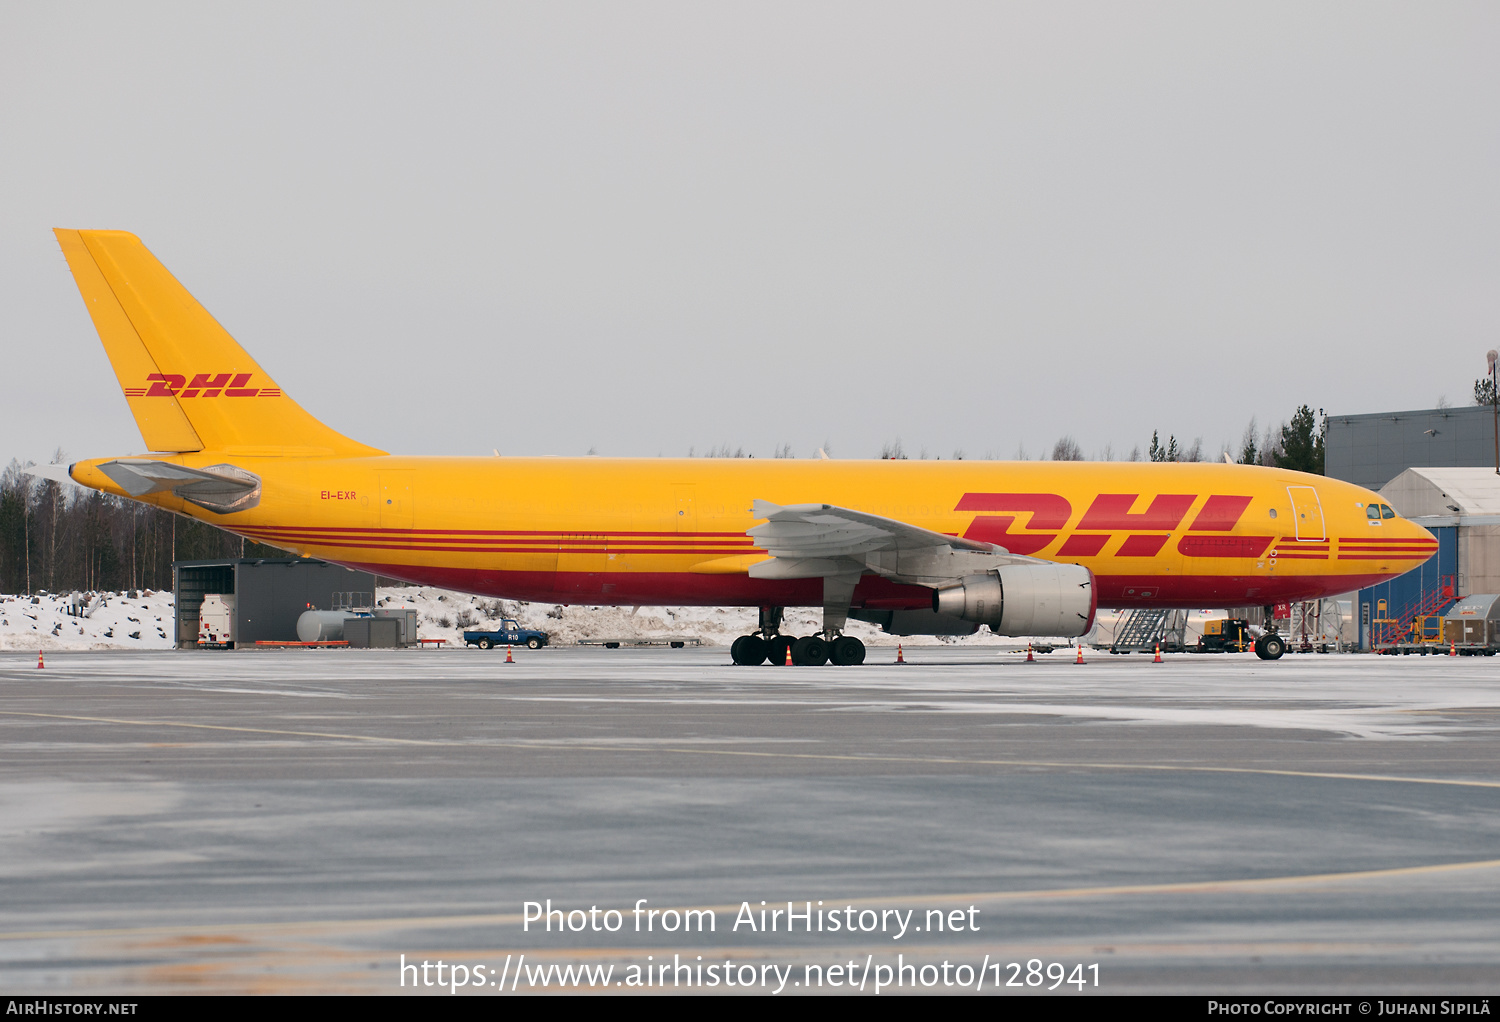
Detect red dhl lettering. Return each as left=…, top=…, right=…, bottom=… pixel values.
left=955, top=493, right=1071, bottom=555
left=1078, top=493, right=1196, bottom=531
left=1178, top=535, right=1274, bottom=558
left=144, top=373, right=185, bottom=397
left=1188, top=495, right=1254, bottom=531
left=139, top=372, right=271, bottom=397
left=954, top=493, right=1257, bottom=556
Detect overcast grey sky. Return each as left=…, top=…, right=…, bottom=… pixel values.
left=3, top=2, right=1497, bottom=465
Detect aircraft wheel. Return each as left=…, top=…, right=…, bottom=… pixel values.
left=527, top=637, right=541, bottom=650
left=766, top=635, right=796, bottom=665
left=477, top=638, right=492, bottom=650
left=830, top=636, right=866, bottom=665
left=732, top=635, right=767, bottom=666
left=1255, top=635, right=1286, bottom=660
left=792, top=635, right=829, bottom=666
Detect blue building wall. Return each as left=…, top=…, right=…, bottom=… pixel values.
left=1357, top=526, right=1457, bottom=648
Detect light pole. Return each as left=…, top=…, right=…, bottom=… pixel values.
left=1490, top=350, right=1499, bottom=475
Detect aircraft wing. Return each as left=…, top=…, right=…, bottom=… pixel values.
left=747, top=499, right=1041, bottom=584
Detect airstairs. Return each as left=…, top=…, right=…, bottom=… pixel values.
left=1110, top=608, right=1169, bottom=653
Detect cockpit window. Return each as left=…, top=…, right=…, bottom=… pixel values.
left=1381, top=504, right=1396, bottom=520
left=1367, top=505, right=1382, bottom=520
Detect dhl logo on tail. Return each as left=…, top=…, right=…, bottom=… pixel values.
left=123, top=373, right=282, bottom=399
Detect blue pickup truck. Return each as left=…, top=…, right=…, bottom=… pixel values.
left=463, top=619, right=550, bottom=650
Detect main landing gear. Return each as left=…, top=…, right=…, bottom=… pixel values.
left=730, top=603, right=867, bottom=666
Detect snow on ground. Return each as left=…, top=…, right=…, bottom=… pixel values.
left=0, top=590, right=175, bottom=651
left=5, top=586, right=1293, bottom=651
left=373, top=587, right=1098, bottom=648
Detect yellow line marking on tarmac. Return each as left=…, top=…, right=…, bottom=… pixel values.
left=4, top=857, right=1499, bottom=944
left=5, top=710, right=1500, bottom=789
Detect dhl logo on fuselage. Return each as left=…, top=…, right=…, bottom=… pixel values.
left=957, top=492, right=1256, bottom=557
left=122, top=373, right=282, bottom=399
left=950, top=492, right=1436, bottom=562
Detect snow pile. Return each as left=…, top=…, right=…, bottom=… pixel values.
left=0, top=590, right=175, bottom=651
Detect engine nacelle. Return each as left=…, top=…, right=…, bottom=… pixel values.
left=932, top=563, right=1096, bottom=636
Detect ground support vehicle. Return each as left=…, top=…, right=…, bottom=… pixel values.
left=1197, top=618, right=1253, bottom=653
left=463, top=620, right=549, bottom=650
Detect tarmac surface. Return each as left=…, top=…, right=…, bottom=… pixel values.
left=2, top=644, right=1499, bottom=995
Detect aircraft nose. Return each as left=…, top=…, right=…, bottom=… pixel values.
left=1398, top=514, right=1436, bottom=543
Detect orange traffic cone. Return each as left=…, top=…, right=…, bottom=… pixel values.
left=784, top=643, right=793, bottom=667
left=896, top=643, right=906, bottom=665
left=1025, top=643, right=1034, bottom=663
left=37, top=650, right=44, bottom=669
left=1075, top=643, right=1084, bottom=665
left=1153, top=643, right=1163, bottom=663
left=1450, top=641, right=1458, bottom=657
left=505, top=645, right=514, bottom=663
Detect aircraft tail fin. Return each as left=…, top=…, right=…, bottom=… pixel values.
left=54, top=229, right=384, bottom=458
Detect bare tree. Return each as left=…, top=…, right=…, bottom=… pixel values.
left=1238, top=418, right=1259, bottom=465
left=1051, top=436, right=1084, bottom=461
left=1260, top=424, right=1283, bottom=467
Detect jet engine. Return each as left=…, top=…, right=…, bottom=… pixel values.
left=932, top=562, right=1096, bottom=636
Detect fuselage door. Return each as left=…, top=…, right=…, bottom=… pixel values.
left=674, top=485, right=697, bottom=532
left=1286, top=485, right=1325, bottom=541
left=379, top=471, right=414, bottom=529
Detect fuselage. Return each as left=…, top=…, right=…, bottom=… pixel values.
left=72, top=453, right=1436, bottom=610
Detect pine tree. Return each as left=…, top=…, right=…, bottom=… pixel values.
left=1273, top=405, right=1325, bottom=474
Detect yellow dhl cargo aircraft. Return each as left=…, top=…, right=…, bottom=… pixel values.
left=46, top=229, right=1437, bottom=664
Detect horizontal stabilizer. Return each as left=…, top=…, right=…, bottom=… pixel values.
left=97, top=459, right=261, bottom=514
left=21, top=463, right=75, bottom=485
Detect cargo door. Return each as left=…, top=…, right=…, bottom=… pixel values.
left=379, top=471, right=414, bottom=529
left=1286, top=486, right=1325, bottom=541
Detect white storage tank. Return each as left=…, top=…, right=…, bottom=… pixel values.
left=297, top=610, right=350, bottom=642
